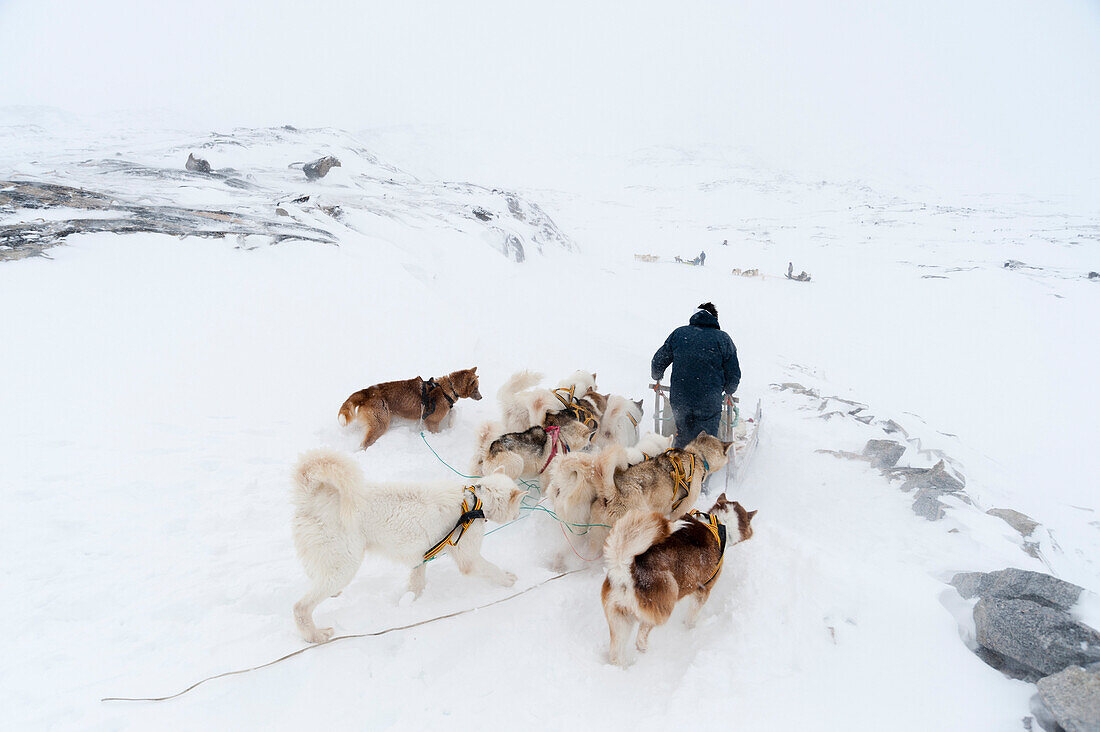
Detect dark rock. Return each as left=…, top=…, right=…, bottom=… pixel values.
left=974, top=597, right=1100, bottom=677
left=303, top=156, right=341, bottom=180
left=1088, top=272, right=1099, bottom=280
left=952, top=572, right=984, bottom=599
left=275, top=207, right=289, bottom=217
left=185, top=153, right=212, bottom=173
left=988, top=508, right=1040, bottom=537
left=900, top=459, right=964, bottom=493
left=1036, top=666, right=1100, bottom=732
left=953, top=568, right=1084, bottom=611
left=974, top=645, right=1043, bottom=682
left=472, top=207, right=494, bottom=221
left=863, top=439, right=906, bottom=469
left=1005, top=259, right=1026, bottom=269
left=912, top=488, right=947, bottom=520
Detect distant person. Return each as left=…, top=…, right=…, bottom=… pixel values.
left=651, top=302, right=740, bottom=449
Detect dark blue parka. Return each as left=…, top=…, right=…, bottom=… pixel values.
left=650, top=309, right=740, bottom=413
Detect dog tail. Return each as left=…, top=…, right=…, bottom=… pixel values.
left=497, top=370, right=542, bottom=427
left=604, top=510, right=671, bottom=590
left=337, top=399, right=356, bottom=427
left=292, top=448, right=364, bottom=526
left=469, top=420, right=503, bottom=475
left=527, top=392, right=564, bottom=427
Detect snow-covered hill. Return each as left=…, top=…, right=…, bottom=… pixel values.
left=1, top=121, right=573, bottom=262
left=2, top=119, right=1098, bottom=730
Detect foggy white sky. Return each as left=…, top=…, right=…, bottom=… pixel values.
left=2, top=0, right=1099, bottom=195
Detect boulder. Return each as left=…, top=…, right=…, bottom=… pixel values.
left=988, top=508, right=1040, bottom=537
left=863, top=439, right=906, bottom=469
left=1035, top=666, right=1100, bottom=732
left=303, top=156, right=341, bottom=180
left=912, top=488, right=947, bottom=521
left=900, top=459, right=964, bottom=493
left=185, top=153, right=211, bottom=173
left=952, top=568, right=1084, bottom=611
left=974, top=597, right=1100, bottom=677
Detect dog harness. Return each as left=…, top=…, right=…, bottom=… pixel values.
left=689, top=509, right=727, bottom=585
left=552, top=386, right=599, bottom=431
left=539, top=425, right=571, bottom=474
left=422, top=487, right=484, bottom=562
left=420, top=377, right=458, bottom=419
left=667, top=452, right=697, bottom=512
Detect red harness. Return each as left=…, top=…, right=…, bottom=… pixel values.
left=539, top=426, right=570, bottom=474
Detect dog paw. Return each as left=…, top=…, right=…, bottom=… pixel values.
left=499, top=571, right=517, bottom=587
left=306, top=627, right=334, bottom=644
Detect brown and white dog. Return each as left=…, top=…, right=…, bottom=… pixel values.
left=338, top=368, right=482, bottom=449
left=547, top=431, right=732, bottom=562
left=469, top=420, right=595, bottom=486
left=496, top=370, right=598, bottom=433
left=601, top=493, right=756, bottom=666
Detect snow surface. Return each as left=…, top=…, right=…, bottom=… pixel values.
left=2, top=118, right=1099, bottom=730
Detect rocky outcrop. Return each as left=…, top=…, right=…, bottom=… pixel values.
left=953, top=568, right=1083, bottom=611
left=954, top=569, right=1099, bottom=682
left=185, top=153, right=212, bottom=173
left=302, top=156, right=341, bottom=180
left=988, top=508, right=1039, bottom=537
left=862, top=439, right=905, bottom=469
left=1033, top=665, right=1100, bottom=732
left=974, top=598, right=1100, bottom=679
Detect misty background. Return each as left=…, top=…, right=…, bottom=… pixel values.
left=2, top=0, right=1099, bottom=199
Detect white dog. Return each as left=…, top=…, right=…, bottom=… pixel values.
left=291, top=448, right=526, bottom=643
left=592, top=395, right=644, bottom=449
left=496, top=369, right=598, bottom=432
left=624, top=431, right=673, bottom=465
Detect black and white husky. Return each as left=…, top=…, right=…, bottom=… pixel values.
left=469, top=420, right=595, bottom=483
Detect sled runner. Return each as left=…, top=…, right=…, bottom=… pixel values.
left=650, top=383, right=762, bottom=491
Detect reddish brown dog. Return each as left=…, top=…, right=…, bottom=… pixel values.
left=601, top=493, right=756, bottom=666
left=338, top=368, right=482, bottom=449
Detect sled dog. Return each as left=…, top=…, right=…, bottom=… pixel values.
left=601, top=493, right=756, bottom=666
left=338, top=368, right=481, bottom=449
left=543, top=386, right=609, bottom=432
left=291, top=448, right=525, bottom=643
left=497, top=370, right=597, bottom=433
left=549, top=431, right=732, bottom=558
left=470, top=420, right=596, bottom=484
left=592, top=395, right=644, bottom=448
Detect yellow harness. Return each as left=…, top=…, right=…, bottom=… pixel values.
left=668, top=452, right=697, bottom=512
left=689, top=509, right=727, bottom=585
left=552, top=386, right=599, bottom=430
left=422, top=488, right=484, bottom=562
